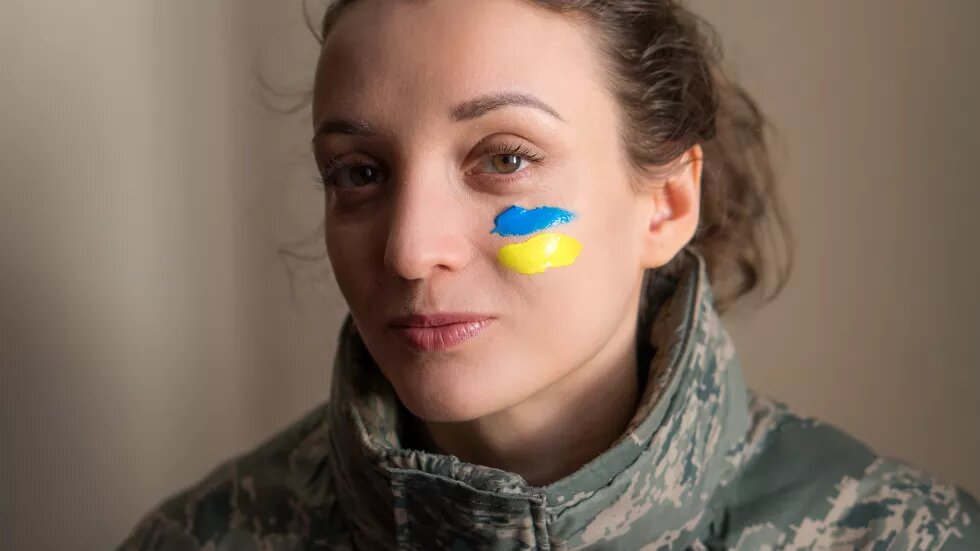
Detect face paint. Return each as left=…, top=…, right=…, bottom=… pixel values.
left=497, top=233, right=582, bottom=275
left=491, top=205, right=576, bottom=236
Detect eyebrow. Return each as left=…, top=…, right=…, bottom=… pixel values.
left=311, top=117, right=377, bottom=141
left=451, top=91, right=566, bottom=123
left=311, top=90, right=565, bottom=142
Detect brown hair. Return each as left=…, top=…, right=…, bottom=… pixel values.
left=293, top=0, right=793, bottom=315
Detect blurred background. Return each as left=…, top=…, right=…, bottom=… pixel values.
left=1, top=1, right=977, bottom=548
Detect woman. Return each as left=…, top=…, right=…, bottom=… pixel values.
left=118, top=0, right=980, bottom=549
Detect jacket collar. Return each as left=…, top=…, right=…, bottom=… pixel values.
left=324, top=248, right=752, bottom=550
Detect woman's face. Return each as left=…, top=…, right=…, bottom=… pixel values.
left=312, top=0, right=693, bottom=422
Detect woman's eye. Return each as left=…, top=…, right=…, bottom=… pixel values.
left=489, top=153, right=526, bottom=174
left=476, top=143, right=544, bottom=176
left=324, top=163, right=387, bottom=189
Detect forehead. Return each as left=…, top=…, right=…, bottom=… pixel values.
left=312, top=0, right=606, bottom=128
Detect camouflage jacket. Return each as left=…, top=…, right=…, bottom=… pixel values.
left=117, top=249, right=980, bottom=550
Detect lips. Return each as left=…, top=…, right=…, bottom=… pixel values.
left=389, top=313, right=494, bottom=352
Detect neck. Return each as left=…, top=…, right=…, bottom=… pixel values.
left=411, top=283, right=645, bottom=487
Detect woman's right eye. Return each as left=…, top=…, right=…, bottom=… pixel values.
left=319, top=161, right=388, bottom=189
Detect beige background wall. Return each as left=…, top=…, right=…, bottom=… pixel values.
left=1, top=1, right=976, bottom=549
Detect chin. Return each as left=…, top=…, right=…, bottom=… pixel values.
left=390, top=376, right=497, bottom=422
left=382, top=361, right=515, bottom=423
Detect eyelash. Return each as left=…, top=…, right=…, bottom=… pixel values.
left=480, top=142, right=545, bottom=164
left=313, top=141, right=545, bottom=190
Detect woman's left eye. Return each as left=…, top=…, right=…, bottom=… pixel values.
left=476, top=143, right=545, bottom=176
left=488, top=153, right=526, bottom=174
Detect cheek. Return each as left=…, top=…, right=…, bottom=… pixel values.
left=497, top=217, right=626, bottom=321
left=524, top=216, right=637, bottom=328
left=579, top=183, right=646, bottom=278
left=499, top=252, right=623, bottom=375
left=325, top=221, right=382, bottom=302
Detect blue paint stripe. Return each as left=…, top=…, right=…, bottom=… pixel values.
left=490, top=205, right=576, bottom=236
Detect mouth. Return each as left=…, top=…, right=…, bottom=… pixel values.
left=388, top=313, right=495, bottom=352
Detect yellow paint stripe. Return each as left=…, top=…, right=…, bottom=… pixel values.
left=497, top=233, right=582, bottom=275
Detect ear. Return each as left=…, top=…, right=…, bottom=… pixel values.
left=638, top=144, right=703, bottom=268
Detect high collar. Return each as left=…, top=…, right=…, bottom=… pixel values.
left=324, top=248, right=752, bottom=550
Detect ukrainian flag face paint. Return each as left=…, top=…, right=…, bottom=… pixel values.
left=492, top=205, right=582, bottom=274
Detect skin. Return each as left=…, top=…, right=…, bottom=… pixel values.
left=311, top=0, right=702, bottom=487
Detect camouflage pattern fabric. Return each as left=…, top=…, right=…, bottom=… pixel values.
left=117, top=248, right=980, bottom=550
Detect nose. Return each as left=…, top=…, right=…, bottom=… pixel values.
left=383, top=168, right=474, bottom=281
